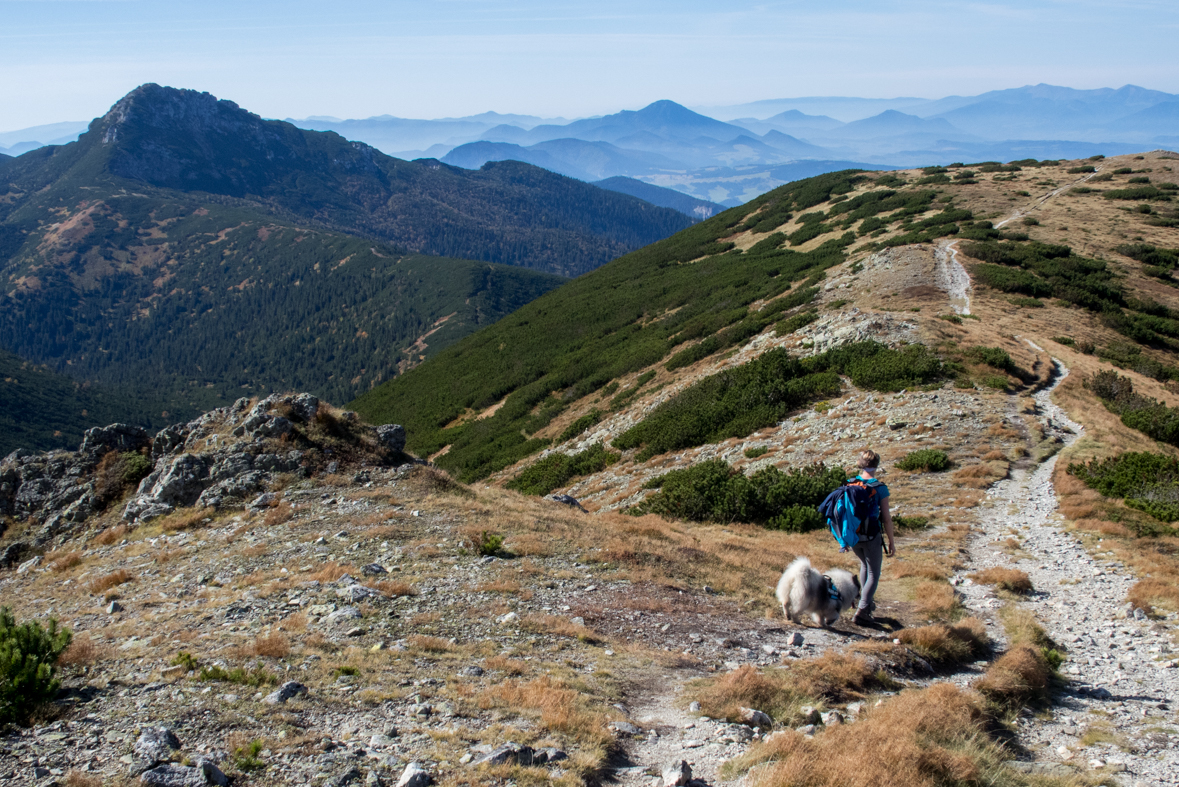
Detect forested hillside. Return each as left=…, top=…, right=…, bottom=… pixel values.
left=0, top=348, right=168, bottom=455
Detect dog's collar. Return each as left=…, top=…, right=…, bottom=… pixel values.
left=822, top=574, right=843, bottom=604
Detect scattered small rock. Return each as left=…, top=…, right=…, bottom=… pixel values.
left=263, top=681, right=308, bottom=704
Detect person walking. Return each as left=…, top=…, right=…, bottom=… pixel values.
left=850, top=450, right=895, bottom=626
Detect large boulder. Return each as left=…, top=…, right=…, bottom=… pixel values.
left=376, top=424, right=407, bottom=453
left=80, top=423, right=151, bottom=455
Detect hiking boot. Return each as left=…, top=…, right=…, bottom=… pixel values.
left=853, top=611, right=875, bottom=627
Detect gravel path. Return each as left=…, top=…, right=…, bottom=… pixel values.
left=958, top=361, right=1179, bottom=785
left=935, top=240, right=972, bottom=315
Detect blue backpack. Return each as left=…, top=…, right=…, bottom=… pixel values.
left=818, top=478, right=880, bottom=552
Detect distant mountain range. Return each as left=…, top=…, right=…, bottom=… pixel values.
left=5, top=82, right=1176, bottom=207
left=0, top=84, right=694, bottom=445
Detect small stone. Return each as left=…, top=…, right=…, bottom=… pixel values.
left=473, top=743, right=534, bottom=767
left=458, top=666, right=484, bottom=677
left=134, top=727, right=181, bottom=768
left=1088, top=759, right=1105, bottom=770
left=821, top=711, right=844, bottom=726
left=789, top=632, right=804, bottom=647
left=609, top=721, right=643, bottom=735
left=1133, top=608, right=1147, bottom=620
left=795, top=724, right=816, bottom=735
left=845, top=702, right=863, bottom=716
left=370, top=734, right=396, bottom=748
left=107, top=600, right=125, bottom=613
left=263, top=681, right=308, bottom=704
left=395, top=762, right=431, bottom=787
left=497, top=612, right=518, bottom=625
left=329, top=766, right=363, bottom=787
left=1105, top=761, right=1127, bottom=773
left=798, top=706, right=821, bottom=725
left=689, top=701, right=701, bottom=713
left=740, top=707, right=772, bottom=728
left=1056, top=746, right=1073, bottom=761
left=661, top=760, right=692, bottom=787
left=362, top=563, right=387, bottom=576
left=538, top=747, right=567, bottom=764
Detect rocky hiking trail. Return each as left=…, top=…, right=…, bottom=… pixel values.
left=601, top=372, right=1177, bottom=787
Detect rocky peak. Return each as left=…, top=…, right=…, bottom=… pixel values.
left=91, top=83, right=384, bottom=198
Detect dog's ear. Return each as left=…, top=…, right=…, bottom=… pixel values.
left=852, top=575, right=861, bottom=591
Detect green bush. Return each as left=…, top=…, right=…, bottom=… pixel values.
left=0, top=608, right=72, bottom=725
left=171, top=652, right=199, bottom=672
left=776, top=310, right=818, bottom=335
left=1103, top=186, right=1167, bottom=201
left=1050, top=336, right=1075, bottom=346
left=966, top=346, right=1018, bottom=373
left=1068, top=451, right=1179, bottom=523
left=233, top=739, right=266, bottom=772
left=631, top=459, right=843, bottom=530
left=895, top=449, right=951, bottom=472
left=744, top=446, right=769, bottom=459
left=557, top=410, right=603, bottom=443
left=506, top=442, right=620, bottom=495
left=893, top=515, right=931, bottom=529
left=1085, top=371, right=1179, bottom=447
left=198, top=664, right=278, bottom=687
left=471, top=531, right=504, bottom=556
left=1068, top=166, right=1096, bottom=174
left=1009, top=297, right=1044, bottom=308
left=614, top=341, right=943, bottom=460
left=983, top=375, right=1010, bottom=390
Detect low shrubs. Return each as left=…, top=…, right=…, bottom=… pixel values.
left=198, top=664, right=278, bottom=687
left=1084, top=371, right=1179, bottom=452
left=631, top=459, right=844, bottom=530
left=0, top=607, right=72, bottom=725
left=1068, top=448, right=1179, bottom=523
left=616, top=341, right=943, bottom=460
left=895, top=449, right=951, bottom=472
left=556, top=409, right=603, bottom=443
left=506, top=442, right=620, bottom=496
left=968, top=567, right=1033, bottom=594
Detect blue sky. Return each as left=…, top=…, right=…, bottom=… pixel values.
left=2, top=0, right=1177, bottom=129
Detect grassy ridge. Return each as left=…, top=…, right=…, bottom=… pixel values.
left=352, top=172, right=890, bottom=481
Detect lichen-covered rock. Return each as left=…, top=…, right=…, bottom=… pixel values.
left=376, top=424, right=407, bottom=453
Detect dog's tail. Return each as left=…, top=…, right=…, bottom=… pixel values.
left=776, top=556, right=813, bottom=611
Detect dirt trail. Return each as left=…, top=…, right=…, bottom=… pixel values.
left=936, top=165, right=1104, bottom=316
left=958, top=361, right=1179, bottom=784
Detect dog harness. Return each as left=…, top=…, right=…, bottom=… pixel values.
left=822, top=575, right=843, bottom=605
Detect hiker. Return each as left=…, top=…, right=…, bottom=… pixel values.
left=851, top=450, right=895, bottom=626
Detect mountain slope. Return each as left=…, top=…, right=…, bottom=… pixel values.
left=0, top=193, right=564, bottom=417
left=0, top=347, right=168, bottom=455
left=0, top=84, right=693, bottom=278
left=593, top=177, right=725, bottom=219
left=482, top=100, right=748, bottom=146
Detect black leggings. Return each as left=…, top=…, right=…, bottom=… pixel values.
left=851, top=533, right=882, bottom=612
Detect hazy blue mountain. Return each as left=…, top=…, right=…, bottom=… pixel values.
left=826, top=110, right=974, bottom=141
left=481, top=100, right=748, bottom=146
left=442, top=141, right=582, bottom=178
left=592, top=177, right=725, bottom=219
left=700, top=96, right=930, bottom=123
left=759, top=130, right=838, bottom=158
left=1111, top=101, right=1179, bottom=138
left=731, top=110, right=845, bottom=136
left=0, top=120, right=89, bottom=149
left=285, top=111, right=566, bottom=156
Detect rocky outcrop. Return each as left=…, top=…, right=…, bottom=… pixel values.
left=0, top=392, right=415, bottom=550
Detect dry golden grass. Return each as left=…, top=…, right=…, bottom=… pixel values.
left=93, top=524, right=129, bottom=546
left=975, top=644, right=1052, bottom=711
left=263, top=500, right=295, bottom=527
left=484, top=655, right=529, bottom=676
left=980, top=450, right=1005, bottom=461
left=1128, top=578, right=1179, bottom=613
left=245, top=633, right=290, bottom=659
left=159, top=507, right=209, bottom=532
left=968, top=567, right=1033, bottom=594
left=62, top=772, right=104, bottom=787
left=88, top=568, right=131, bottom=594
left=47, top=550, right=82, bottom=572
left=475, top=578, right=522, bottom=594
left=369, top=580, right=417, bottom=597
left=913, top=581, right=959, bottom=619
left=520, top=614, right=599, bottom=642
left=695, top=653, right=885, bottom=725
left=58, top=632, right=113, bottom=666
left=408, top=635, right=452, bottom=653
left=997, top=605, right=1055, bottom=651
left=479, top=675, right=613, bottom=753
left=896, top=619, right=989, bottom=665
left=730, top=683, right=1010, bottom=787
left=308, top=562, right=356, bottom=582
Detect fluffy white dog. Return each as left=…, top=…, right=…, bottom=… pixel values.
left=776, top=556, right=861, bottom=627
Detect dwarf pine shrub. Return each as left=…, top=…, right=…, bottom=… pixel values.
left=0, top=608, right=72, bottom=725
left=895, top=449, right=951, bottom=472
